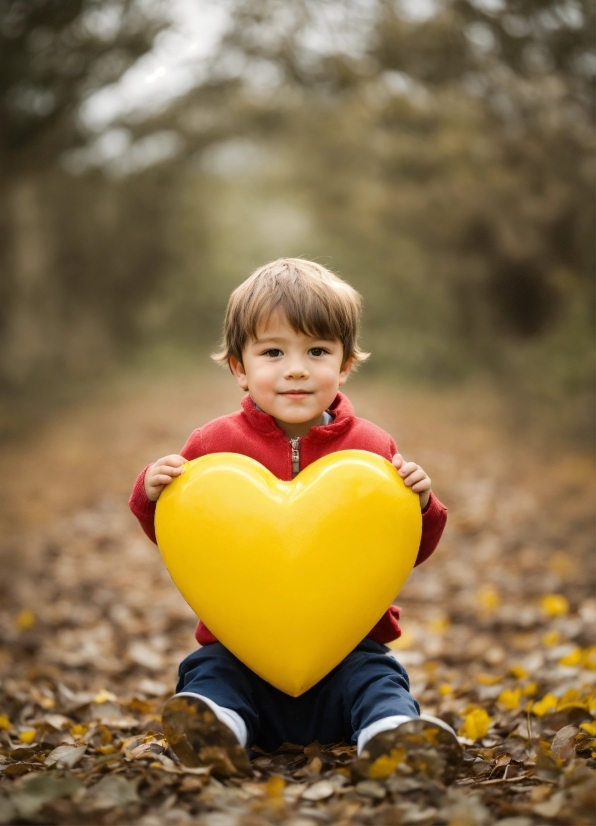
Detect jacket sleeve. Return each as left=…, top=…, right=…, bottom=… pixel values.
left=128, top=428, right=205, bottom=545
left=416, top=490, right=448, bottom=566
left=388, top=436, right=447, bottom=567
left=129, top=466, right=158, bottom=543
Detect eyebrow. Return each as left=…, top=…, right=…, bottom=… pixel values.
left=253, top=335, right=336, bottom=346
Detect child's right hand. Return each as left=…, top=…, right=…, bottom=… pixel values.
left=144, top=454, right=187, bottom=501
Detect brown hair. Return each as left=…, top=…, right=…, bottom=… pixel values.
left=212, top=258, right=369, bottom=368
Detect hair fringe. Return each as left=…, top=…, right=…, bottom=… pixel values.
left=212, top=258, right=369, bottom=369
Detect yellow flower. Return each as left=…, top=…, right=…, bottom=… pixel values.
left=509, top=665, right=528, bottom=680
left=0, top=715, right=10, bottom=730
left=581, top=647, right=596, bottom=671
left=540, top=594, right=569, bottom=617
left=19, top=729, right=36, bottom=744
left=438, top=684, right=453, bottom=696
left=458, top=708, right=491, bottom=741
left=522, top=682, right=538, bottom=697
left=498, top=688, right=521, bottom=711
left=531, top=694, right=558, bottom=716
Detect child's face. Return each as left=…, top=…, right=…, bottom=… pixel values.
left=230, top=312, right=352, bottom=438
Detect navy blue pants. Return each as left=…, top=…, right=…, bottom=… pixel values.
left=175, top=639, right=419, bottom=753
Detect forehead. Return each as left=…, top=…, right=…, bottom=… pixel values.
left=252, top=311, right=337, bottom=343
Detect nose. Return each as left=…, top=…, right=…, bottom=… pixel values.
left=284, top=357, right=309, bottom=380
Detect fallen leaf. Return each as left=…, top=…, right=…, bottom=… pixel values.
left=458, top=709, right=492, bottom=741
left=551, top=726, right=581, bottom=761
left=533, top=790, right=565, bottom=818
left=10, top=771, right=82, bottom=819
left=301, top=779, right=335, bottom=801
left=82, top=775, right=139, bottom=811
left=15, top=610, right=36, bottom=630
left=540, top=594, right=569, bottom=616
left=498, top=688, right=522, bottom=711
left=531, top=694, right=558, bottom=716
left=44, top=745, right=86, bottom=769
left=355, top=779, right=386, bottom=799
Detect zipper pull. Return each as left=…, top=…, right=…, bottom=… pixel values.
left=290, top=438, right=300, bottom=478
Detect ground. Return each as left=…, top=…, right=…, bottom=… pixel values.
left=0, top=369, right=594, bottom=825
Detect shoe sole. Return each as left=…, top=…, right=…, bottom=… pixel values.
left=162, top=694, right=251, bottom=777
left=353, top=718, right=463, bottom=785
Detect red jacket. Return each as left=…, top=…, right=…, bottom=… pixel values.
left=129, top=392, right=447, bottom=645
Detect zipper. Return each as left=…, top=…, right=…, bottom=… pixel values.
left=289, top=438, right=300, bottom=478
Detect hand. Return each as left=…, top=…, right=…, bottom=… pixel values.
left=144, top=454, right=187, bottom=501
left=392, top=454, right=431, bottom=511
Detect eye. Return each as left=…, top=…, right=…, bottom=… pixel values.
left=309, top=347, right=328, bottom=357
left=262, top=348, right=283, bottom=357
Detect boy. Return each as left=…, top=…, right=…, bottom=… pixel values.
left=129, top=258, right=461, bottom=782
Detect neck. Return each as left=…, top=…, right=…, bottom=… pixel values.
left=275, top=414, right=324, bottom=439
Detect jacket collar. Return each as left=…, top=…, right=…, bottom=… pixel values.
left=240, top=392, right=355, bottom=440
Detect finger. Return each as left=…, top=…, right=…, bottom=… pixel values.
left=392, top=454, right=404, bottom=468
left=398, top=462, right=418, bottom=477
left=151, top=475, right=175, bottom=486
left=155, top=455, right=186, bottom=468
left=403, top=469, right=427, bottom=487
left=154, top=465, right=184, bottom=477
left=412, top=478, right=431, bottom=493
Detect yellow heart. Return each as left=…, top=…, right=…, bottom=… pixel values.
left=155, top=450, right=421, bottom=696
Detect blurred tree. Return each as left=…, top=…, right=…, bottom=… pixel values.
left=0, top=0, right=164, bottom=170
left=202, top=0, right=594, bottom=436
left=0, top=0, right=167, bottom=403
left=0, top=0, right=592, bottom=443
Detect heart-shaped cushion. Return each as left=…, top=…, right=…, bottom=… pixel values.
left=155, top=450, right=421, bottom=696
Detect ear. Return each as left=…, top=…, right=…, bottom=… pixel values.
left=229, top=356, right=249, bottom=390
left=338, top=356, right=353, bottom=386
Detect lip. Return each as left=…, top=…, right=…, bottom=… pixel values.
left=280, top=391, right=312, bottom=398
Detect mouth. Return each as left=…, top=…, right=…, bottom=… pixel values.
left=280, top=390, right=312, bottom=398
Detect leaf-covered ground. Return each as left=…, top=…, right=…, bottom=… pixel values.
left=0, top=371, right=594, bottom=825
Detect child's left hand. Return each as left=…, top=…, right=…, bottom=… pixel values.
left=392, top=454, right=431, bottom=511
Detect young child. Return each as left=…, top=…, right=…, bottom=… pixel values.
left=129, top=258, right=461, bottom=782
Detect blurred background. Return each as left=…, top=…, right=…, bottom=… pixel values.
left=1, top=0, right=593, bottom=443
left=0, top=6, right=595, bottom=782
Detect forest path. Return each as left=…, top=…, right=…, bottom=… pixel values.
left=0, top=371, right=593, bottom=825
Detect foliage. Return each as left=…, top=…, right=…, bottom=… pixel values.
left=200, top=0, right=594, bottom=434
left=0, top=0, right=593, bottom=443
left=0, top=0, right=164, bottom=171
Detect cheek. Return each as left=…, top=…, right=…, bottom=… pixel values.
left=251, top=364, right=277, bottom=390
left=319, top=364, right=343, bottom=388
